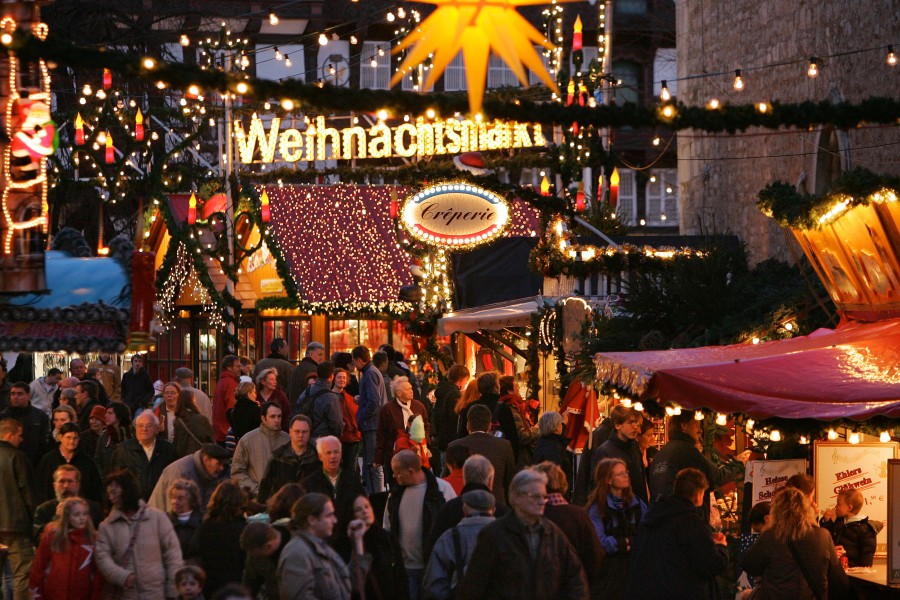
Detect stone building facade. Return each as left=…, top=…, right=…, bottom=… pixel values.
left=676, top=0, right=900, bottom=264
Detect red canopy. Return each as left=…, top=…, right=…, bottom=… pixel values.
left=594, top=319, right=900, bottom=421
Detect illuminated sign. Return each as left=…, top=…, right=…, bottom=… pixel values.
left=402, top=183, right=509, bottom=248
left=234, top=116, right=545, bottom=164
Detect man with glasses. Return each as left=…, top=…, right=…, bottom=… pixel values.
left=32, top=464, right=102, bottom=538
left=457, top=468, right=589, bottom=600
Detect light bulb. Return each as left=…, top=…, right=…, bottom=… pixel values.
left=707, top=98, right=720, bottom=109
left=784, top=322, right=794, bottom=331
left=285, top=55, right=292, bottom=68
left=799, top=436, right=809, bottom=445
left=319, top=33, right=328, bottom=46
left=274, top=47, right=283, bottom=60
left=807, top=57, right=819, bottom=78
left=752, top=337, right=760, bottom=344
left=659, top=81, right=670, bottom=101
left=665, top=406, right=674, bottom=417
left=397, top=7, right=406, bottom=18
left=757, top=102, right=769, bottom=113
left=620, top=398, right=632, bottom=408
left=281, top=98, right=294, bottom=111
left=180, top=34, right=190, bottom=46
left=269, top=12, right=279, bottom=25
left=733, top=69, right=744, bottom=91
left=888, top=46, right=897, bottom=66
left=377, top=109, right=388, bottom=121
left=770, top=430, right=782, bottom=442
left=672, top=406, right=682, bottom=416
left=652, top=136, right=661, bottom=146
left=82, top=84, right=92, bottom=95
left=350, top=35, right=358, bottom=45
left=715, top=414, right=727, bottom=426
left=386, top=12, right=395, bottom=22
left=371, top=58, right=378, bottom=68
left=849, top=432, right=860, bottom=444
left=881, top=431, right=892, bottom=443
left=827, top=428, right=839, bottom=440
left=694, top=411, right=704, bottom=421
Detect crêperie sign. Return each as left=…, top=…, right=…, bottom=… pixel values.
left=402, top=183, right=510, bottom=249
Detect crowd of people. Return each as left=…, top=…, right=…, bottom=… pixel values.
left=0, top=345, right=868, bottom=600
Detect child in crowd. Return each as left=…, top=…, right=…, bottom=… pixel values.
left=176, top=565, right=207, bottom=600
left=735, top=501, right=771, bottom=599
left=820, top=488, right=883, bottom=567
left=29, top=497, right=104, bottom=600
left=394, top=414, right=431, bottom=468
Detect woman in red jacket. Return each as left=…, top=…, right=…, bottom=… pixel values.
left=30, top=497, right=104, bottom=600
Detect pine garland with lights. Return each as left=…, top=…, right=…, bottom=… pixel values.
left=11, top=32, right=900, bottom=132
left=758, top=167, right=900, bottom=230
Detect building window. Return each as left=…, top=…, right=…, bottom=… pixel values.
left=360, top=42, right=391, bottom=90
left=149, top=322, right=191, bottom=384
left=612, top=60, right=641, bottom=105
left=644, top=169, right=678, bottom=226
left=444, top=53, right=467, bottom=91
left=528, top=45, right=554, bottom=86
left=615, top=168, right=638, bottom=225
left=328, top=319, right=390, bottom=354
left=487, top=54, right=519, bottom=89
left=615, top=0, right=647, bottom=15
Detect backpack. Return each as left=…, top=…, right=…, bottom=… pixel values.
left=295, top=388, right=329, bottom=419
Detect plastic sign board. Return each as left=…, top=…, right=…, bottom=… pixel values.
left=402, top=183, right=509, bottom=249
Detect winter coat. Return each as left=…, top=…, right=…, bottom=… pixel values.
left=448, top=432, right=515, bottom=508
left=334, top=523, right=408, bottom=600
left=35, top=447, right=103, bottom=504
left=121, top=369, right=153, bottom=414
left=288, top=357, right=320, bottom=408
left=820, top=514, right=882, bottom=567
left=423, top=515, right=495, bottom=599
left=95, top=503, right=184, bottom=600
left=588, top=494, right=646, bottom=599
left=357, top=362, right=388, bottom=432
left=494, top=394, right=537, bottom=465
left=457, top=511, right=588, bottom=600
left=533, top=433, right=572, bottom=476
left=94, top=425, right=133, bottom=477
left=278, top=530, right=369, bottom=600
left=647, top=430, right=744, bottom=521
left=455, top=393, right=500, bottom=440
left=433, top=380, right=462, bottom=451
left=544, top=501, right=604, bottom=599
left=337, top=389, right=361, bottom=443
left=110, top=438, right=178, bottom=500
left=229, top=396, right=261, bottom=441
left=374, top=398, right=430, bottom=466
left=307, top=378, right=344, bottom=439
left=624, top=495, right=728, bottom=600
left=168, top=510, right=202, bottom=562
left=212, top=370, right=240, bottom=442
left=29, top=525, right=103, bottom=600
left=256, top=442, right=321, bottom=503
left=0, top=440, right=33, bottom=534
left=301, top=467, right=366, bottom=527
left=743, top=526, right=840, bottom=600
left=592, top=435, right=649, bottom=504
left=0, top=403, right=50, bottom=465
left=385, top=469, right=451, bottom=566
left=196, top=517, right=247, bottom=596
left=231, top=426, right=290, bottom=494
left=156, top=406, right=215, bottom=458
left=148, top=450, right=226, bottom=512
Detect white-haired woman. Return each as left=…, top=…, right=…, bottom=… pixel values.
left=532, top=411, right=572, bottom=477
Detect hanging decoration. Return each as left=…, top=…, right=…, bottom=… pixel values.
left=389, top=0, right=580, bottom=114
left=134, top=108, right=144, bottom=141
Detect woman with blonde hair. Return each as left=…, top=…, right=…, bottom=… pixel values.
left=743, top=486, right=847, bottom=600
left=30, top=497, right=104, bottom=599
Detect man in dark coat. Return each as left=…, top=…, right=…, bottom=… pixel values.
left=648, top=412, right=750, bottom=521
left=591, top=404, right=648, bottom=503
left=287, top=341, right=325, bottom=407
left=457, top=468, right=588, bottom=600
left=73, top=380, right=102, bottom=433
left=626, top=468, right=729, bottom=600
left=306, top=362, right=343, bottom=440
left=32, top=463, right=102, bottom=539
left=448, top=404, right=515, bottom=508
left=110, top=411, right=178, bottom=500
left=0, top=417, right=35, bottom=600
left=257, top=414, right=320, bottom=502
left=0, top=381, right=50, bottom=465
left=252, top=337, right=294, bottom=394
left=35, top=422, right=102, bottom=504
left=121, top=353, right=153, bottom=414
left=300, top=436, right=365, bottom=525
left=432, top=364, right=469, bottom=469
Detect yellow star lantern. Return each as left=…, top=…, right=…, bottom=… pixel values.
left=390, top=0, right=579, bottom=114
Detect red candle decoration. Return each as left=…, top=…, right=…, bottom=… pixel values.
left=578, top=83, right=588, bottom=107
left=74, top=112, right=84, bottom=145
left=135, top=108, right=144, bottom=141
left=540, top=175, right=551, bottom=196
left=566, top=79, right=575, bottom=106
left=609, top=167, right=620, bottom=208
left=260, top=189, right=271, bottom=223
left=104, top=131, right=114, bottom=164
left=103, top=68, right=112, bottom=90
left=575, top=181, right=586, bottom=212
left=573, top=15, right=583, bottom=52
left=389, top=188, right=399, bottom=219
left=187, top=192, right=197, bottom=225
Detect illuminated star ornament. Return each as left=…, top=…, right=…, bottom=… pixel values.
left=391, top=0, right=579, bottom=114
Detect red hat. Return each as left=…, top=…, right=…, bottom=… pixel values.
left=89, top=405, right=107, bottom=421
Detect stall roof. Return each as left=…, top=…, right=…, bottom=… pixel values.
left=438, top=297, right=541, bottom=335
left=595, top=319, right=900, bottom=421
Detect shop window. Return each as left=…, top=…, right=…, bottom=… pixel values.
left=328, top=319, right=390, bottom=354
left=195, top=328, right=219, bottom=394
left=261, top=319, right=311, bottom=363
left=151, top=322, right=191, bottom=383
left=487, top=54, right=519, bottom=89
left=237, top=323, right=257, bottom=362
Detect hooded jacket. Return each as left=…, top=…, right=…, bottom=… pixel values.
left=625, top=495, right=728, bottom=600
left=820, top=514, right=883, bottom=567
left=307, top=378, right=344, bottom=440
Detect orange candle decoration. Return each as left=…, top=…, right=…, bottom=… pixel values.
left=187, top=192, right=197, bottom=225
left=260, top=189, right=271, bottom=223
left=609, top=167, right=620, bottom=208
left=74, top=112, right=85, bottom=145
left=540, top=175, right=551, bottom=196
left=104, top=131, right=114, bottom=164
left=134, top=108, right=144, bottom=141
left=566, top=79, right=575, bottom=106
left=573, top=15, right=583, bottom=52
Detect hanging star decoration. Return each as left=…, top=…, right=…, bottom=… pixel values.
left=390, top=0, right=579, bottom=114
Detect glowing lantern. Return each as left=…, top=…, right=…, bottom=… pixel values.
left=103, top=68, right=112, bottom=90
left=540, top=175, right=551, bottom=196
left=575, top=181, right=585, bottom=212
left=609, top=167, right=620, bottom=207
left=105, top=131, right=114, bottom=164
left=260, top=189, right=271, bottom=223
left=134, top=108, right=144, bottom=141
left=572, top=15, right=583, bottom=52
left=187, top=192, right=197, bottom=225
left=74, top=112, right=85, bottom=145
left=389, top=188, right=399, bottom=219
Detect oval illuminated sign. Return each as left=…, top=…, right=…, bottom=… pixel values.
left=402, top=183, right=509, bottom=248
